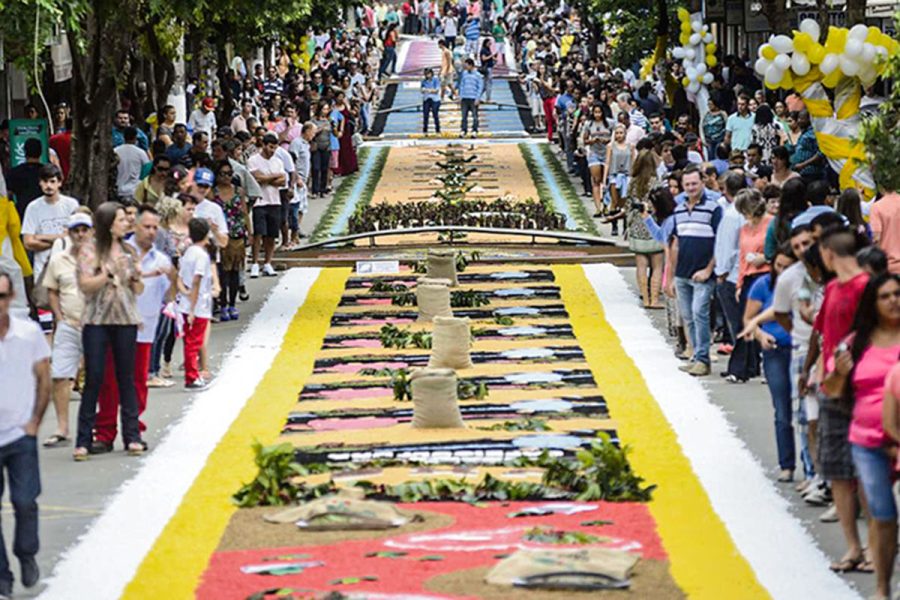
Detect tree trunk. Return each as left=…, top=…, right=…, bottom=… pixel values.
left=656, top=0, right=669, bottom=37
left=216, top=40, right=235, bottom=127
left=66, top=1, right=137, bottom=208
left=846, top=0, right=866, bottom=26
left=761, top=0, right=790, bottom=34
left=143, top=22, right=176, bottom=115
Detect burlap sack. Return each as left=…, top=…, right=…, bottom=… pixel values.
left=486, top=547, right=639, bottom=587
left=416, top=278, right=452, bottom=322
left=411, top=368, right=464, bottom=428
left=263, top=495, right=413, bottom=530
left=426, top=250, right=458, bottom=286
left=428, top=316, right=473, bottom=369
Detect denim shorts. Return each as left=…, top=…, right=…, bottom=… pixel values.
left=851, top=443, right=897, bottom=521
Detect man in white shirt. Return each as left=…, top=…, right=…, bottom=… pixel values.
left=248, top=133, right=287, bottom=277
left=113, top=127, right=151, bottom=201
left=42, top=212, right=92, bottom=447
left=188, top=97, right=218, bottom=141
left=21, top=164, right=79, bottom=282
left=0, top=269, right=51, bottom=596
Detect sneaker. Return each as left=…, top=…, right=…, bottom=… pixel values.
left=688, top=362, right=711, bottom=377
left=219, top=309, right=232, bottom=322
left=250, top=263, right=260, bottom=278
left=804, top=485, right=832, bottom=506
left=229, top=306, right=240, bottom=320
left=795, top=478, right=815, bottom=493
left=89, top=440, right=113, bottom=455
left=678, top=362, right=695, bottom=373
left=819, top=504, right=839, bottom=522
left=147, top=375, right=174, bottom=388
left=262, top=263, right=277, bottom=277
left=185, top=378, right=209, bottom=391
left=20, top=556, right=39, bottom=588
left=238, top=286, right=250, bottom=302
left=160, top=361, right=173, bottom=378
left=777, top=469, right=794, bottom=483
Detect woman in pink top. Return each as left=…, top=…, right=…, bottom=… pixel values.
left=825, top=273, right=900, bottom=599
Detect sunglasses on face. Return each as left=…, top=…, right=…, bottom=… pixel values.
left=219, top=170, right=234, bottom=177
left=0, top=292, right=10, bottom=299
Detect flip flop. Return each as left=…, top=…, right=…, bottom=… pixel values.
left=829, top=556, right=864, bottom=573
left=43, top=434, right=69, bottom=448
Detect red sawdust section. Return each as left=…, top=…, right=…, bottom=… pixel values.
left=198, top=501, right=678, bottom=599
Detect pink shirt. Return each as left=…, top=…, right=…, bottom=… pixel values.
left=738, top=215, right=772, bottom=290
left=870, top=192, right=900, bottom=274
left=845, top=343, right=900, bottom=448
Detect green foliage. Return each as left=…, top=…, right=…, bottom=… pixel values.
left=478, top=418, right=550, bottom=432
left=232, top=441, right=329, bottom=507
left=526, top=433, right=656, bottom=502
left=859, top=13, right=900, bottom=193
left=369, top=280, right=411, bottom=294
left=494, top=315, right=515, bottom=325
left=390, top=290, right=417, bottom=306
left=450, top=290, right=491, bottom=308
left=519, top=144, right=600, bottom=235
left=523, top=527, right=603, bottom=545
left=378, top=324, right=432, bottom=349
left=457, top=379, right=490, bottom=400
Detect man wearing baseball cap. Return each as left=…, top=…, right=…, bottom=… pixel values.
left=192, top=167, right=228, bottom=250
left=188, top=97, right=218, bottom=142
left=41, top=210, right=93, bottom=448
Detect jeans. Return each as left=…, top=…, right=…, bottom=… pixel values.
left=763, top=345, right=795, bottom=471
left=460, top=98, right=479, bottom=134
left=423, top=98, right=441, bottom=133
left=379, top=46, right=397, bottom=77
left=78, top=324, right=141, bottom=449
left=0, top=435, right=40, bottom=587
left=311, top=148, right=330, bottom=194
left=483, top=68, right=493, bottom=101
left=790, top=348, right=816, bottom=479
left=675, top=276, right=715, bottom=365
left=852, top=444, right=898, bottom=521
left=149, top=314, right=173, bottom=376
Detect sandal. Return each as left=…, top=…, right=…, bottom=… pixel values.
left=43, top=434, right=69, bottom=448
left=857, top=559, right=875, bottom=573
left=829, top=555, right=864, bottom=573
left=73, top=447, right=90, bottom=462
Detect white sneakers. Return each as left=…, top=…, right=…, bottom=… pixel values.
left=263, top=263, right=277, bottom=277
left=250, top=263, right=260, bottom=278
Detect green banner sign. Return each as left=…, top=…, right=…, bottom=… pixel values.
left=9, top=118, right=49, bottom=168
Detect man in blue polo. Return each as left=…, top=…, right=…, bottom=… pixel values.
left=457, top=59, right=484, bottom=138
left=666, top=165, right=722, bottom=377
left=421, top=68, right=442, bottom=135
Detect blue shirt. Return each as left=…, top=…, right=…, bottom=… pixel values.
left=465, top=19, right=481, bottom=40
left=673, top=194, right=722, bottom=279
left=644, top=214, right=674, bottom=245
left=790, top=128, right=824, bottom=178
left=422, top=76, right=441, bottom=103
left=457, top=69, right=484, bottom=100
left=713, top=202, right=745, bottom=284
left=112, top=127, right=149, bottom=151
left=749, top=274, right=792, bottom=347
left=555, top=93, right=574, bottom=115
left=725, top=112, right=754, bottom=151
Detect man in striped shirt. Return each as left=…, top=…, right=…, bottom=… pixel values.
left=665, top=165, right=723, bottom=377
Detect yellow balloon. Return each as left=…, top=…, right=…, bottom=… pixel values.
left=762, top=45, right=777, bottom=60
left=765, top=79, right=779, bottom=90
left=682, top=77, right=690, bottom=87
left=793, top=32, right=812, bottom=52
left=706, top=42, right=717, bottom=54
left=706, top=55, right=718, bottom=68
left=680, top=33, right=690, bottom=46
left=867, top=26, right=881, bottom=43
left=780, top=71, right=794, bottom=90
left=677, top=7, right=690, bottom=21
left=822, top=70, right=842, bottom=88
left=808, top=44, right=826, bottom=64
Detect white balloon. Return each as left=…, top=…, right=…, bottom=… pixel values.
left=765, top=64, right=784, bottom=85
left=861, top=43, right=876, bottom=64
left=755, top=57, right=770, bottom=75
left=703, top=33, right=714, bottom=44
left=771, top=35, right=794, bottom=54
left=859, top=65, right=878, bottom=85
left=686, top=66, right=698, bottom=80
left=774, top=53, right=791, bottom=71
left=819, top=53, right=840, bottom=75
left=702, top=72, right=714, bottom=85
left=758, top=46, right=766, bottom=59
left=685, top=48, right=696, bottom=60
left=696, top=63, right=707, bottom=75
left=840, top=55, right=860, bottom=76
left=844, top=39, right=863, bottom=59
left=673, top=47, right=686, bottom=59
left=876, top=46, right=889, bottom=59
left=799, top=19, right=821, bottom=43
left=687, top=81, right=701, bottom=94
left=691, top=19, right=702, bottom=33
left=849, top=23, right=868, bottom=41
left=690, top=33, right=701, bottom=46
left=791, top=52, right=810, bottom=76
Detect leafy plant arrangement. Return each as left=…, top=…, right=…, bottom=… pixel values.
left=859, top=14, right=900, bottom=194
left=369, top=280, right=411, bottom=294
left=521, top=433, right=656, bottom=502
left=347, top=197, right=566, bottom=234
left=358, top=473, right=567, bottom=503
left=494, top=315, right=515, bottom=325
left=518, top=143, right=599, bottom=236
left=378, top=324, right=432, bottom=349
left=456, top=251, right=480, bottom=272
left=232, top=441, right=331, bottom=507
left=357, top=367, right=412, bottom=401
left=458, top=379, right=490, bottom=400
left=478, top=418, right=550, bottom=432
left=522, top=527, right=604, bottom=545
left=390, top=290, right=417, bottom=306
left=309, top=147, right=390, bottom=243
left=450, top=290, right=490, bottom=308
